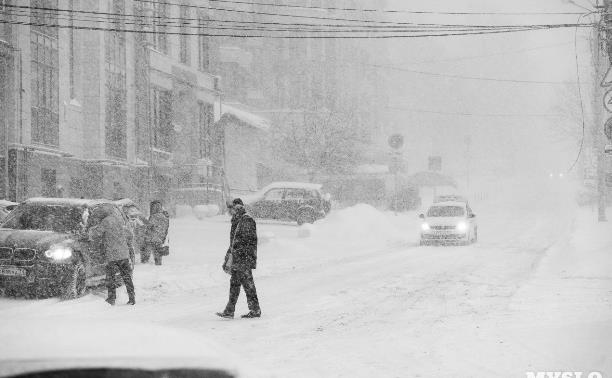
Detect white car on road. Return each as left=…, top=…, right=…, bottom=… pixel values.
left=419, top=201, right=478, bottom=246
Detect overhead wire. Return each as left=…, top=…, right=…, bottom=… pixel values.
left=6, top=3, right=590, bottom=31
left=567, top=11, right=596, bottom=173
left=386, top=106, right=569, bottom=117
left=367, top=63, right=579, bottom=84
left=131, top=0, right=592, bottom=28
left=2, top=5, right=587, bottom=39
left=1, top=18, right=555, bottom=38
left=388, top=41, right=575, bottom=65
left=0, top=2, right=595, bottom=41
left=150, top=0, right=588, bottom=16
left=4, top=7, right=561, bottom=34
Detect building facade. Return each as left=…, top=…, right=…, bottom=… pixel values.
left=0, top=0, right=273, bottom=209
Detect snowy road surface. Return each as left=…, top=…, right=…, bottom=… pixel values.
left=0, top=181, right=610, bottom=377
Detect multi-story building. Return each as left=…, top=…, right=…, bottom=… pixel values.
left=0, top=0, right=273, bottom=208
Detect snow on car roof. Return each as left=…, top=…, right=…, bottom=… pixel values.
left=0, top=200, right=17, bottom=207
left=24, top=198, right=113, bottom=207
left=113, top=198, right=138, bottom=207
left=260, top=182, right=323, bottom=191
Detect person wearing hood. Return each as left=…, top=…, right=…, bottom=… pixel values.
left=142, top=200, right=170, bottom=265
left=216, top=198, right=261, bottom=319
left=88, top=204, right=135, bottom=306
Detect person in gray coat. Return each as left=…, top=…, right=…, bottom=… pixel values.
left=88, top=204, right=136, bottom=305
left=142, top=200, right=169, bottom=266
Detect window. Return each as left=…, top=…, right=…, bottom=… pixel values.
left=198, top=13, right=210, bottom=71
left=179, top=4, right=190, bottom=65
left=426, top=206, right=465, bottom=218
left=264, top=189, right=284, bottom=201
left=304, top=189, right=319, bottom=200
left=285, top=189, right=304, bottom=201
left=198, top=101, right=214, bottom=159
left=41, top=168, right=56, bottom=197
left=152, top=87, right=172, bottom=151
left=105, top=0, right=127, bottom=159
left=0, top=0, right=11, bottom=42
left=30, top=1, right=59, bottom=147
left=152, top=2, right=168, bottom=54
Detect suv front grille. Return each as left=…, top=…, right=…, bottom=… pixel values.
left=431, top=225, right=456, bottom=230
left=14, top=248, right=36, bottom=261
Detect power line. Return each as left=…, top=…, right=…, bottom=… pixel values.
left=203, top=0, right=588, bottom=16
left=389, top=41, right=575, bottom=65
left=3, top=3, right=495, bottom=29
left=386, top=106, right=568, bottom=117
left=369, top=63, right=578, bottom=84
left=1, top=18, right=573, bottom=39
left=132, top=0, right=593, bottom=28
left=3, top=8, right=556, bottom=34
left=8, top=3, right=589, bottom=30
left=567, top=12, right=594, bottom=173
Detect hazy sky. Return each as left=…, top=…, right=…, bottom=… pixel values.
left=360, top=0, right=595, bottom=183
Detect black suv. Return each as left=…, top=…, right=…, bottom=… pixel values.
left=0, top=198, right=128, bottom=299
left=245, top=182, right=331, bottom=225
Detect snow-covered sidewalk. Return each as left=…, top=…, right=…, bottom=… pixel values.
left=437, top=208, right=612, bottom=377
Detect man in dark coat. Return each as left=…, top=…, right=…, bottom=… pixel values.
left=142, top=200, right=169, bottom=265
left=216, top=198, right=261, bottom=319
left=88, top=204, right=136, bottom=306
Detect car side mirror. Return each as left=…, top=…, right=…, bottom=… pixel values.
left=419, top=214, right=425, bottom=219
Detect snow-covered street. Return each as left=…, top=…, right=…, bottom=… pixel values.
left=1, top=181, right=611, bottom=377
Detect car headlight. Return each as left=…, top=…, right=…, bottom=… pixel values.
left=421, top=223, right=430, bottom=231
left=456, top=221, right=468, bottom=233
left=44, top=246, right=73, bottom=260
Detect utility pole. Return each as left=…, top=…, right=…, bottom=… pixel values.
left=596, top=0, right=611, bottom=221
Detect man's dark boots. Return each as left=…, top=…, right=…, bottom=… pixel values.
left=241, top=310, right=261, bottom=318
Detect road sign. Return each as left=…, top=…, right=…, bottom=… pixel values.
left=602, top=65, right=612, bottom=87
left=604, top=90, right=612, bottom=113
left=388, top=134, right=404, bottom=149
left=605, top=117, right=612, bottom=141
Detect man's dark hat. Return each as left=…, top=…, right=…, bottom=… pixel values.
left=227, top=198, right=244, bottom=208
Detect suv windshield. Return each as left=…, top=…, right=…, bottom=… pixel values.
left=427, top=206, right=465, bottom=217
left=0, top=205, right=84, bottom=233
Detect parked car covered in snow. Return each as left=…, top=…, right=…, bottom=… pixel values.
left=0, top=198, right=129, bottom=299
left=419, top=201, right=478, bottom=246
left=244, top=182, right=332, bottom=225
